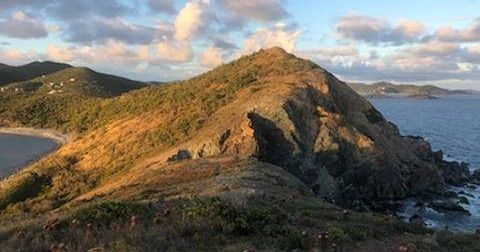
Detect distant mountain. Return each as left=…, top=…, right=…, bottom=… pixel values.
left=0, top=61, right=72, bottom=86
left=2, top=66, right=147, bottom=97
left=348, top=81, right=471, bottom=98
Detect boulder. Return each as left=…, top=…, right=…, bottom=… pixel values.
left=458, top=196, right=469, bottom=205
left=429, top=200, right=471, bottom=215
left=415, top=201, right=425, bottom=208
left=440, top=161, right=470, bottom=186
left=409, top=214, right=426, bottom=228
left=471, top=169, right=480, bottom=183
left=458, top=190, right=475, bottom=198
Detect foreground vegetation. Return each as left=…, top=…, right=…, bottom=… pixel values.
left=2, top=191, right=479, bottom=251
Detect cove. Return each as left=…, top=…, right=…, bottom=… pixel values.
left=0, top=133, right=59, bottom=178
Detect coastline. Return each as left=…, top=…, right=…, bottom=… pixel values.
left=0, top=127, right=70, bottom=145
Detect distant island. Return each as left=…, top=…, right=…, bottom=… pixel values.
left=348, top=81, right=473, bottom=99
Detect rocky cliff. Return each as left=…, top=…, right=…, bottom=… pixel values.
left=155, top=47, right=456, bottom=207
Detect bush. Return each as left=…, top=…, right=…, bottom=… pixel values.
left=0, top=173, right=50, bottom=210
left=328, top=224, right=372, bottom=242
left=182, top=197, right=290, bottom=236
left=71, top=201, right=149, bottom=225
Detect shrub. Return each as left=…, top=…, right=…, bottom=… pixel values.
left=0, top=173, right=50, bottom=210
left=181, top=197, right=290, bottom=236
left=71, top=201, right=149, bottom=226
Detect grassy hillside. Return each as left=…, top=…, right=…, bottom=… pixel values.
left=0, top=48, right=478, bottom=251
left=0, top=61, right=71, bottom=86
left=348, top=81, right=470, bottom=97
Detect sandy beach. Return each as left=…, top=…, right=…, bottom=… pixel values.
left=0, top=127, right=70, bottom=144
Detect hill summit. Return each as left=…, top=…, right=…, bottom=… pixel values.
left=0, top=47, right=473, bottom=250
left=0, top=61, right=71, bottom=86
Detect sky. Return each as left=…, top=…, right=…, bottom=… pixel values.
left=1, top=0, right=480, bottom=90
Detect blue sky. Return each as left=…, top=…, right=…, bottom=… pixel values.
left=0, top=0, right=479, bottom=89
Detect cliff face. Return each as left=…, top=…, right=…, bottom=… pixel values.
left=144, top=47, right=448, bottom=205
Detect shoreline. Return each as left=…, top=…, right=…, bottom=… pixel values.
left=0, top=127, right=70, bottom=144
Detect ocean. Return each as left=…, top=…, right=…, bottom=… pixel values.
left=370, top=95, right=480, bottom=170
left=370, top=95, right=480, bottom=232
left=0, top=133, right=58, bottom=178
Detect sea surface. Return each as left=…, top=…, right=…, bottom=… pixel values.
left=369, top=94, right=480, bottom=232
left=0, top=133, right=58, bottom=178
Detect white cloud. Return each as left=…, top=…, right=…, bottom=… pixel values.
left=154, top=38, right=193, bottom=63
left=0, top=48, right=39, bottom=65
left=200, top=46, right=223, bottom=68
left=47, top=45, right=76, bottom=62
left=435, top=18, right=480, bottom=42
left=335, top=14, right=426, bottom=45
left=304, top=41, right=480, bottom=83
left=174, top=0, right=211, bottom=41
left=242, top=23, right=301, bottom=54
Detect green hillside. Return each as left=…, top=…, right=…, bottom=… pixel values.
left=0, top=61, right=71, bottom=86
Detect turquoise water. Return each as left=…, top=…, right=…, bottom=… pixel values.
left=0, top=133, right=58, bottom=178
left=370, top=95, right=480, bottom=232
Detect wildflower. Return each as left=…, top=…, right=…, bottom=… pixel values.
left=130, top=215, right=139, bottom=229
left=318, top=231, right=329, bottom=240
